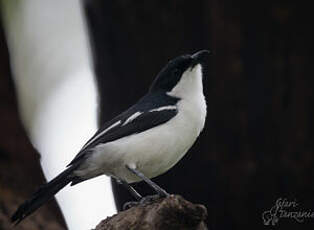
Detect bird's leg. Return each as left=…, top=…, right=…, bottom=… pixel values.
left=125, top=165, right=169, bottom=197
left=119, top=179, right=142, bottom=201
left=116, top=179, right=143, bottom=210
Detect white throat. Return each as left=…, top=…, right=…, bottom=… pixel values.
left=167, top=64, right=204, bottom=100
left=167, top=64, right=207, bottom=134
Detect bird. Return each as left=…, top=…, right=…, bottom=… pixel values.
left=11, top=50, right=210, bottom=224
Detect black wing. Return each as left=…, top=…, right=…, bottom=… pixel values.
left=68, top=92, right=179, bottom=166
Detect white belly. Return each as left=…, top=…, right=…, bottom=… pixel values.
left=75, top=96, right=206, bottom=183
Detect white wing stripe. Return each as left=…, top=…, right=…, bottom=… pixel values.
left=149, top=105, right=177, bottom=112
left=82, top=106, right=176, bottom=147
left=123, top=112, right=142, bottom=126
left=83, top=120, right=121, bottom=147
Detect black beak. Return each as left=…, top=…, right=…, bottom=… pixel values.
left=191, top=50, right=211, bottom=67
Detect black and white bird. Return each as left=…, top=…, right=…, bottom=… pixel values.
left=12, top=50, right=210, bottom=224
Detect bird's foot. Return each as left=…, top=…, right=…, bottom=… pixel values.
left=122, top=193, right=168, bottom=210
left=123, top=201, right=139, bottom=210
left=139, top=194, right=164, bottom=205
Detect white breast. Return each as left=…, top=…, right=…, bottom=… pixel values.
left=75, top=64, right=207, bottom=183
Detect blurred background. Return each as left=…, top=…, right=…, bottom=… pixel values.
left=1, top=0, right=314, bottom=230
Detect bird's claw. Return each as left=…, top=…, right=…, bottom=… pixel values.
left=139, top=194, right=162, bottom=205
left=122, top=194, right=165, bottom=210
left=123, top=201, right=139, bottom=210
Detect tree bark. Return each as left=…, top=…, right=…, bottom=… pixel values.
left=94, top=195, right=207, bottom=230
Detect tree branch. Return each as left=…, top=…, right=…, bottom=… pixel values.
left=94, top=195, right=208, bottom=230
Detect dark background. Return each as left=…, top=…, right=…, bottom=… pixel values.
left=1, top=1, right=314, bottom=229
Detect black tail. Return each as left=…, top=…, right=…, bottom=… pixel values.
left=11, top=165, right=77, bottom=225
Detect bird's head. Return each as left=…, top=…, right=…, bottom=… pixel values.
left=149, top=50, right=211, bottom=98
